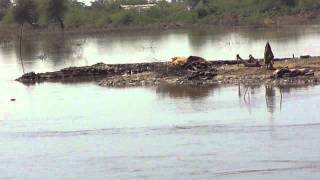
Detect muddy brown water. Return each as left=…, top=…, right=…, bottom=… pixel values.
left=1, top=26, right=320, bottom=179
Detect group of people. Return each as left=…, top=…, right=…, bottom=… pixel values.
left=237, top=42, right=275, bottom=70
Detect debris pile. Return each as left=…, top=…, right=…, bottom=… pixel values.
left=169, top=56, right=218, bottom=80
left=98, top=56, right=219, bottom=87
left=273, top=67, right=314, bottom=78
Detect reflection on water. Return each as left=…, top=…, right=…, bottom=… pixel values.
left=1, top=27, right=320, bottom=179
left=1, top=82, right=319, bottom=129
left=0, top=26, right=319, bottom=127
left=155, top=83, right=316, bottom=120
left=1, top=25, right=320, bottom=75
left=155, top=82, right=293, bottom=117
left=21, top=34, right=86, bottom=67
left=265, top=85, right=277, bottom=114
left=156, top=84, right=216, bottom=100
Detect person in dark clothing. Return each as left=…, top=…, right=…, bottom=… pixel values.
left=264, top=42, right=275, bottom=70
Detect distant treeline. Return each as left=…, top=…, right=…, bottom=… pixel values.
left=0, top=0, right=319, bottom=29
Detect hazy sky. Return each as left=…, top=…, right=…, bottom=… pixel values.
left=79, top=0, right=92, bottom=5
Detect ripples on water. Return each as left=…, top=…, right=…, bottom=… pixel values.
left=1, top=27, right=320, bottom=179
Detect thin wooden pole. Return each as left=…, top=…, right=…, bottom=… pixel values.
left=19, top=23, right=25, bottom=74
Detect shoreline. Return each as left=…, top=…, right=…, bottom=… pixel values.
left=16, top=57, right=320, bottom=87
left=1, top=11, right=319, bottom=41
left=1, top=23, right=317, bottom=39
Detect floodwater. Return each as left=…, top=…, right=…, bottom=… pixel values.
left=1, top=26, right=320, bottom=179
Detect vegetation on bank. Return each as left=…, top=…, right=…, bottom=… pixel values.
left=0, top=0, right=320, bottom=30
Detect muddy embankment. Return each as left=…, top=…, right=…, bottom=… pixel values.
left=16, top=56, right=320, bottom=87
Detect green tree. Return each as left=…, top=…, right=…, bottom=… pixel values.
left=0, top=0, right=11, bottom=20
left=47, top=0, right=67, bottom=29
left=13, top=0, right=38, bottom=26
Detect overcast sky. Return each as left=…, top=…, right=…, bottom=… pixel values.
left=79, top=0, right=92, bottom=5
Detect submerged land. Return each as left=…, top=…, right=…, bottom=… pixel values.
left=16, top=56, right=320, bottom=87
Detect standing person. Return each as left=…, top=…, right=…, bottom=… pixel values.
left=264, top=42, right=274, bottom=70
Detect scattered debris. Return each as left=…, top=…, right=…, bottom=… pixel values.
left=100, top=56, right=218, bottom=86
left=300, top=55, right=311, bottom=59
left=244, top=61, right=262, bottom=67
left=99, top=72, right=161, bottom=87
left=16, top=56, right=320, bottom=87
left=18, top=72, right=38, bottom=82
left=273, top=67, right=314, bottom=78
left=236, top=54, right=262, bottom=67
left=16, top=62, right=159, bottom=83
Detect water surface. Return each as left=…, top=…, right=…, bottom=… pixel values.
left=1, top=27, right=320, bottom=179
left=2, top=25, right=320, bottom=76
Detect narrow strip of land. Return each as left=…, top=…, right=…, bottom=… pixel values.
left=16, top=57, right=320, bottom=87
